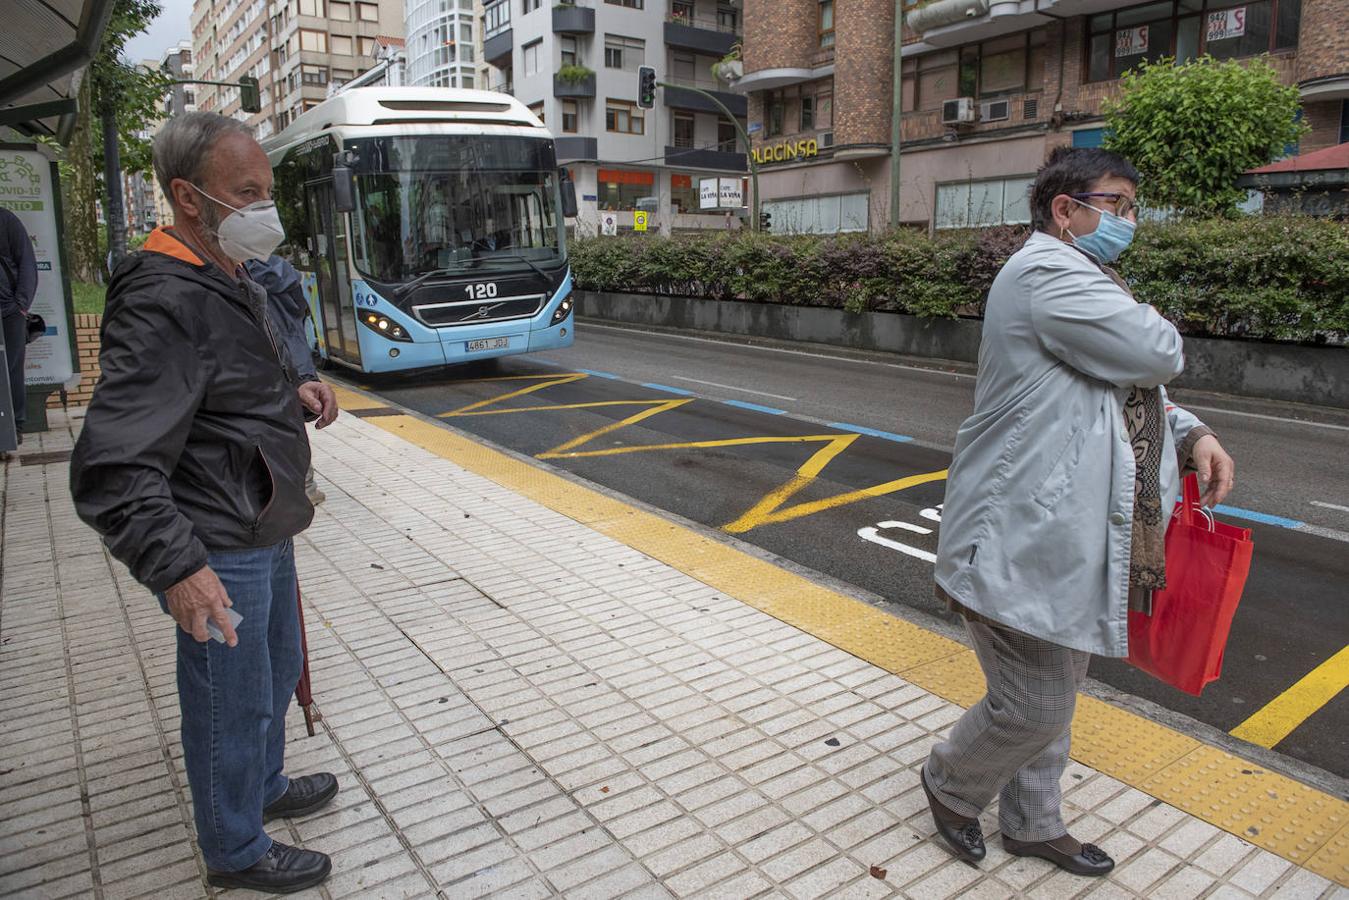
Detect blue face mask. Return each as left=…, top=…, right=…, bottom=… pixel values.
left=1068, top=198, right=1136, bottom=264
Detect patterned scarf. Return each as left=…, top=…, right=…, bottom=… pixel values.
left=1098, top=266, right=1168, bottom=602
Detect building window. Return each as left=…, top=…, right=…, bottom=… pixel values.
left=717, top=4, right=739, bottom=32
left=331, top=34, right=353, bottom=56
left=563, top=99, right=579, bottom=132
left=605, top=0, right=644, bottom=8
left=529, top=101, right=545, bottom=123
left=598, top=168, right=654, bottom=209
left=763, top=193, right=869, bottom=233
left=819, top=0, right=834, bottom=48
left=800, top=96, right=814, bottom=131
left=935, top=176, right=1035, bottom=228
left=357, top=1, right=378, bottom=20
left=523, top=39, right=542, bottom=76
left=673, top=111, right=696, bottom=147
left=671, top=174, right=698, bottom=213
left=484, top=0, right=510, bottom=35
left=766, top=91, right=785, bottom=136
left=671, top=0, right=693, bottom=20
left=606, top=98, right=645, bottom=134
left=462, top=73, right=476, bottom=88
left=523, top=0, right=542, bottom=13
left=1341, top=100, right=1349, bottom=144
left=299, top=29, right=328, bottom=52
left=718, top=118, right=737, bottom=151
left=461, top=24, right=475, bottom=61
left=301, top=64, right=328, bottom=85
left=298, top=0, right=323, bottom=15
left=1086, top=0, right=1299, bottom=83
left=329, top=0, right=350, bottom=18
left=332, top=68, right=353, bottom=85
left=561, top=35, right=578, bottom=67
left=671, top=51, right=696, bottom=83
left=359, top=36, right=375, bottom=56
left=605, top=35, right=645, bottom=71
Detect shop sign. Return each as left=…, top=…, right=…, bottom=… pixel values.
left=751, top=139, right=819, bottom=165
left=1115, top=26, right=1149, bottom=56
left=1206, top=7, right=1246, bottom=41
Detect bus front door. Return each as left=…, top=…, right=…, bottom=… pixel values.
left=307, top=182, right=363, bottom=368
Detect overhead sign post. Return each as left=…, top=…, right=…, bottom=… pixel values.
left=0, top=144, right=78, bottom=434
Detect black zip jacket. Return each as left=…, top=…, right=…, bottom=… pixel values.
left=71, top=228, right=313, bottom=594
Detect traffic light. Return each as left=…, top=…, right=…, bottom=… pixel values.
left=637, top=65, right=656, bottom=110
left=759, top=210, right=771, bottom=232
left=239, top=76, right=261, bottom=114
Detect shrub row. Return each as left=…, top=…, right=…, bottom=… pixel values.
left=569, top=216, right=1349, bottom=342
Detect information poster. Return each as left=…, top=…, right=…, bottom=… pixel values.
left=1115, top=26, right=1149, bottom=57
left=1206, top=7, right=1246, bottom=41
left=0, top=148, right=75, bottom=388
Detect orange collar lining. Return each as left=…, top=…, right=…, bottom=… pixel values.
left=143, top=227, right=205, bottom=266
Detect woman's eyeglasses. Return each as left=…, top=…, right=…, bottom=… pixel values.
left=1071, top=192, right=1140, bottom=218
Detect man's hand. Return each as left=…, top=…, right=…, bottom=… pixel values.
left=165, top=566, right=238, bottom=646
left=298, top=381, right=339, bottom=429
left=1192, top=434, right=1235, bottom=509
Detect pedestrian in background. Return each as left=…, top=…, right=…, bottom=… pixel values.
left=1, top=205, right=38, bottom=441
left=71, top=111, right=339, bottom=895
left=247, top=254, right=326, bottom=504
left=921, top=146, right=1235, bottom=877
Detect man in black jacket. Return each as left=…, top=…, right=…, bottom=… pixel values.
left=71, top=112, right=339, bottom=895
left=0, top=205, right=38, bottom=439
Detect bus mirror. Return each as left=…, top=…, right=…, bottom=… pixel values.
left=333, top=166, right=357, bottom=213
left=560, top=171, right=578, bottom=219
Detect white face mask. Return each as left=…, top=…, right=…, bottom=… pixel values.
left=192, top=184, right=286, bottom=262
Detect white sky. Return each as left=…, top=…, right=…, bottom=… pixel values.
left=121, top=0, right=194, bottom=65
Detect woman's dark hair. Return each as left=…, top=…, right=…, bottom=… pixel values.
left=1030, top=146, right=1140, bottom=232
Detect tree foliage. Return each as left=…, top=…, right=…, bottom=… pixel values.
left=1103, top=57, right=1305, bottom=215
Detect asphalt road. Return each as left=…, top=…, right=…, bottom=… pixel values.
left=347, top=321, right=1349, bottom=782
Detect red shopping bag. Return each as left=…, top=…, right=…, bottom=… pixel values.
left=1126, top=474, right=1254, bottom=696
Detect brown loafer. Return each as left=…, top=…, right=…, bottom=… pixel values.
left=920, top=766, right=986, bottom=864
left=1003, top=835, right=1114, bottom=876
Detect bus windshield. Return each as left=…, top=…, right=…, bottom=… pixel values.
left=348, top=135, right=562, bottom=284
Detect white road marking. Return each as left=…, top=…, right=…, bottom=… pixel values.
left=668, top=376, right=798, bottom=401
left=1180, top=404, right=1349, bottom=433
left=858, top=521, right=937, bottom=563
left=1310, top=501, right=1349, bottom=513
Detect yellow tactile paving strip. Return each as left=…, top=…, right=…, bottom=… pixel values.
left=327, top=383, right=1349, bottom=887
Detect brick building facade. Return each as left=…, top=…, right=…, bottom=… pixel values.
left=738, top=0, right=1349, bottom=232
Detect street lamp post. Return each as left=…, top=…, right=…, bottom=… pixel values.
left=889, top=0, right=904, bottom=229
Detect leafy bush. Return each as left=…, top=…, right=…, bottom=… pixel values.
left=570, top=217, right=1349, bottom=343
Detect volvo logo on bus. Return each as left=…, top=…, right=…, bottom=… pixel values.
left=463, top=302, right=508, bottom=321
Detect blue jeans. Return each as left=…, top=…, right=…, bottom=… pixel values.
left=161, top=540, right=302, bottom=871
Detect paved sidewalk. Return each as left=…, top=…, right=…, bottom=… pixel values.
left=1, top=408, right=1345, bottom=899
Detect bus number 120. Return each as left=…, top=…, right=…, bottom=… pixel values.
left=465, top=283, right=499, bottom=300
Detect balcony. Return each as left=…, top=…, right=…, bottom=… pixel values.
left=665, top=145, right=746, bottom=171
left=555, top=136, right=598, bottom=162
left=483, top=28, right=514, bottom=66
left=663, top=83, right=747, bottom=117
left=554, top=71, right=597, bottom=99
left=903, top=0, right=1130, bottom=48
left=552, top=3, right=595, bottom=33
left=664, top=18, right=739, bottom=57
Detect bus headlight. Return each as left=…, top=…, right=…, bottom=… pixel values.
left=550, top=294, right=574, bottom=325
left=360, top=311, right=413, bottom=342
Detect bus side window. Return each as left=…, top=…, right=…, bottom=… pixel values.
left=275, top=153, right=314, bottom=267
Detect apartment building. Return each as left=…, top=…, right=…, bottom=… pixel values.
left=190, top=0, right=405, bottom=139
left=477, top=0, right=750, bottom=233
left=406, top=0, right=487, bottom=87
left=738, top=0, right=1347, bottom=232
left=147, top=42, right=198, bottom=229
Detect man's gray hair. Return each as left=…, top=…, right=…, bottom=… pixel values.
left=153, top=111, right=255, bottom=201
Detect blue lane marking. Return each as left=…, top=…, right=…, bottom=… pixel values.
left=577, top=368, right=621, bottom=380
left=722, top=399, right=787, bottom=415
left=829, top=422, right=915, bottom=444
left=642, top=383, right=695, bottom=396
left=1213, top=504, right=1304, bottom=529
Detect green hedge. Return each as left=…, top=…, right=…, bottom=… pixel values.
left=570, top=216, right=1349, bottom=343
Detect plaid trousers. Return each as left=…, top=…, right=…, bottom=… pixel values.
left=923, top=616, right=1092, bottom=841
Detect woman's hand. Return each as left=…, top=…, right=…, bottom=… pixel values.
left=1192, top=434, right=1235, bottom=508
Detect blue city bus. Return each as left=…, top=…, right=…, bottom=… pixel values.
left=261, top=87, right=577, bottom=374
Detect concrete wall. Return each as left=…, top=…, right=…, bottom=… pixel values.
left=578, top=291, right=1349, bottom=409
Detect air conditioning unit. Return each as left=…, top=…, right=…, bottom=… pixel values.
left=980, top=99, right=1010, bottom=122
left=942, top=97, right=977, bottom=125
left=820, top=130, right=834, bottom=148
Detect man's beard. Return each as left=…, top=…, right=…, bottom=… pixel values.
left=195, top=199, right=230, bottom=258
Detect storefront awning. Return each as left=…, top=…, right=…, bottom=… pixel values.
left=0, top=0, right=117, bottom=143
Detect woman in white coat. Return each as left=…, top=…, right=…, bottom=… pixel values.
left=920, top=147, right=1235, bottom=876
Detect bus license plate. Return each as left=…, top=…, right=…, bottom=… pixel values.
left=466, top=338, right=509, bottom=352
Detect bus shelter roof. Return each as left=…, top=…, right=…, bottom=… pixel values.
left=0, top=0, right=116, bottom=144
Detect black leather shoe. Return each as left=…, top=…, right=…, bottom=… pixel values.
left=1004, top=835, right=1115, bottom=876
left=263, top=773, right=339, bottom=823
left=921, top=766, right=986, bottom=864
left=207, top=841, right=332, bottom=894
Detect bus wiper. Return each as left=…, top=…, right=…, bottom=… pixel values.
left=479, top=254, right=550, bottom=280
left=394, top=268, right=459, bottom=297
